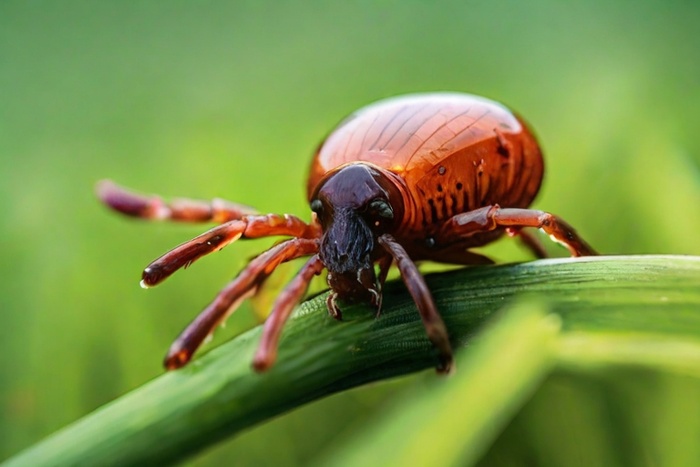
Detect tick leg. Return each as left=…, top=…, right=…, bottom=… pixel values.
left=446, top=205, right=597, bottom=257
left=378, top=234, right=454, bottom=374
left=164, top=238, right=319, bottom=370
left=252, top=255, right=325, bottom=372
left=142, top=213, right=321, bottom=287
left=97, top=179, right=258, bottom=223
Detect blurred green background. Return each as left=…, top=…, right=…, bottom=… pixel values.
left=1, top=1, right=699, bottom=465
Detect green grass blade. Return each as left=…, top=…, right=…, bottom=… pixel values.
left=6, top=255, right=700, bottom=466
left=558, top=332, right=700, bottom=377
left=320, top=301, right=562, bottom=467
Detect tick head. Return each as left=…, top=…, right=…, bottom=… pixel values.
left=310, top=163, right=404, bottom=304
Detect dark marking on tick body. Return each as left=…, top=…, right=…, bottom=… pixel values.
left=428, top=198, right=438, bottom=223
left=449, top=193, right=458, bottom=213
left=440, top=196, right=449, bottom=219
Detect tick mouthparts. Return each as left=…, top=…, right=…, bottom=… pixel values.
left=368, top=286, right=382, bottom=310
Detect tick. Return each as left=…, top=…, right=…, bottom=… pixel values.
left=98, top=92, right=596, bottom=373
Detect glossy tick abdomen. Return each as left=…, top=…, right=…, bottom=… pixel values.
left=99, top=92, right=596, bottom=374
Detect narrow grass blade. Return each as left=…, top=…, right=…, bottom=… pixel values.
left=320, top=302, right=561, bottom=467
left=6, top=255, right=700, bottom=466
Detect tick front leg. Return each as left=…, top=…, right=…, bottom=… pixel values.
left=142, top=213, right=321, bottom=286
left=97, top=180, right=258, bottom=223
left=165, top=238, right=319, bottom=370
left=252, top=255, right=325, bottom=372
left=446, top=205, right=597, bottom=257
left=378, top=234, right=454, bottom=374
